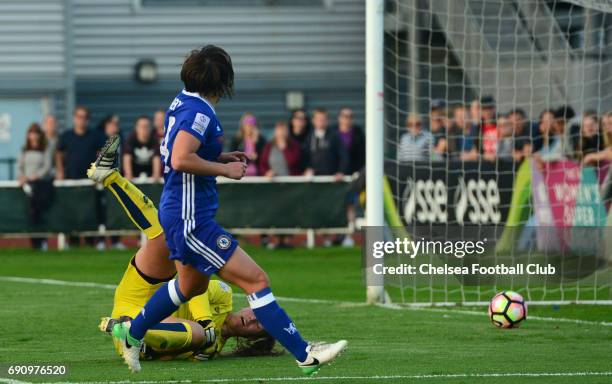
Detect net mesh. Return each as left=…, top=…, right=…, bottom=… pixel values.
left=383, top=0, right=612, bottom=304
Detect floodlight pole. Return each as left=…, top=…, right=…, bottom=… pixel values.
left=365, top=0, right=385, bottom=304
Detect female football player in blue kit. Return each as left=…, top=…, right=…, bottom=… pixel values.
left=111, top=45, right=346, bottom=375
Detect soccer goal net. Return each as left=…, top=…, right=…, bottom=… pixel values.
left=377, top=0, right=612, bottom=305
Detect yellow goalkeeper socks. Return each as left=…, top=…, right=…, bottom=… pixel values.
left=104, top=171, right=163, bottom=240
left=144, top=321, right=194, bottom=359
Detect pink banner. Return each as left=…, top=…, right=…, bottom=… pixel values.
left=541, top=161, right=582, bottom=228
left=530, top=161, right=559, bottom=251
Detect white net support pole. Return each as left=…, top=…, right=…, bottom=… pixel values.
left=366, top=0, right=386, bottom=304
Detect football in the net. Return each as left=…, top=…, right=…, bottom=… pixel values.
left=488, top=291, right=527, bottom=328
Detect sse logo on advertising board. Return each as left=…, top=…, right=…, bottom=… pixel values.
left=402, top=177, right=502, bottom=225
left=454, top=178, right=501, bottom=225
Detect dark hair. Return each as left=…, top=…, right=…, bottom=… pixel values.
left=452, top=104, right=466, bottom=112
left=312, top=107, right=328, bottom=116
left=23, top=123, right=46, bottom=152
left=288, top=108, right=311, bottom=140
left=223, top=334, right=283, bottom=358
left=289, top=108, right=308, bottom=123
left=508, top=108, right=526, bottom=118
left=554, top=106, right=575, bottom=120
left=97, top=114, right=119, bottom=132
left=181, top=45, right=234, bottom=99
left=480, top=95, right=495, bottom=107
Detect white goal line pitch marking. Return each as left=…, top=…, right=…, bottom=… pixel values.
left=2, top=372, right=612, bottom=384
left=1, top=275, right=611, bottom=328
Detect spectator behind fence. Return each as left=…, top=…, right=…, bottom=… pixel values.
left=582, top=112, right=612, bottom=204
left=583, top=112, right=612, bottom=166
left=449, top=105, right=479, bottom=161
left=508, top=108, right=532, bottom=162
left=288, top=108, right=311, bottom=173
left=470, top=99, right=482, bottom=127
left=429, top=100, right=448, bottom=157
left=42, top=115, right=58, bottom=177
left=304, top=107, right=347, bottom=177
left=289, top=108, right=312, bottom=147
left=100, top=114, right=121, bottom=138
left=123, top=116, right=161, bottom=180
left=230, top=112, right=266, bottom=176
left=495, top=114, right=513, bottom=160
left=56, top=106, right=106, bottom=180
left=153, top=108, right=166, bottom=140
left=18, top=123, right=55, bottom=250
left=97, top=114, right=126, bottom=251
left=576, top=113, right=603, bottom=161
left=335, top=107, right=365, bottom=174
left=397, top=113, right=433, bottom=162
left=555, top=105, right=576, bottom=158
left=258, top=120, right=302, bottom=250
left=533, top=109, right=564, bottom=164
left=259, top=121, right=302, bottom=177
left=477, top=96, right=498, bottom=159
left=335, top=107, right=365, bottom=247
left=603, top=112, right=612, bottom=149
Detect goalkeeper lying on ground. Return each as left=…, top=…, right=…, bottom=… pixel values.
left=100, top=264, right=278, bottom=360
left=90, top=138, right=278, bottom=360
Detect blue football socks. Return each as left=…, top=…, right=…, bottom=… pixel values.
left=128, top=279, right=187, bottom=341
left=247, top=287, right=309, bottom=362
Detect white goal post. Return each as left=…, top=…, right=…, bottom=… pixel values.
left=365, top=0, right=388, bottom=304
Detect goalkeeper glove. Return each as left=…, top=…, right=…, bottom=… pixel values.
left=198, top=319, right=216, bottom=347
left=193, top=320, right=218, bottom=361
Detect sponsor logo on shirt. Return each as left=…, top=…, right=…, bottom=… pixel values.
left=191, top=113, right=211, bottom=136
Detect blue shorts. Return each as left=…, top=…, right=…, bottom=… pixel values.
left=161, top=215, right=238, bottom=276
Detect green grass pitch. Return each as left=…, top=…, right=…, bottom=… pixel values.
left=0, top=246, right=611, bottom=383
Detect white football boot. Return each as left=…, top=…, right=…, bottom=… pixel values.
left=111, top=321, right=142, bottom=373
left=297, top=340, right=348, bottom=375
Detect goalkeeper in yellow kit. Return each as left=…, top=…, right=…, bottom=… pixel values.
left=91, top=136, right=276, bottom=361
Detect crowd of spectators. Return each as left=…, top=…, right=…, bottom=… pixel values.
left=17, top=104, right=365, bottom=249
left=397, top=96, right=612, bottom=169
left=18, top=96, right=612, bottom=250
left=24, top=105, right=364, bottom=182
left=223, top=107, right=366, bottom=179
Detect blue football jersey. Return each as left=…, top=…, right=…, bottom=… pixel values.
left=159, top=90, right=224, bottom=221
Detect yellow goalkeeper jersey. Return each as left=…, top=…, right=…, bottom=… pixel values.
left=111, top=259, right=233, bottom=336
